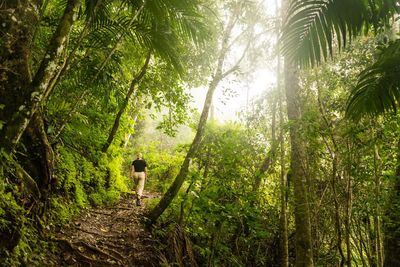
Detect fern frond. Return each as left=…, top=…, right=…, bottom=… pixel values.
left=281, top=0, right=398, bottom=67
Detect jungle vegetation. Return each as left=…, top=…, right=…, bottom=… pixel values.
left=0, top=0, right=400, bottom=266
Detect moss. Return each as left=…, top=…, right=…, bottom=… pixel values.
left=55, top=147, right=77, bottom=194
left=108, top=155, right=129, bottom=192
left=0, top=187, right=48, bottom=266
left=48, top=197, right=79, bottom=226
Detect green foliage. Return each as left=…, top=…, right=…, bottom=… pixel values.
left=3, top=0, right=400, bottom=265
left=152, top=122, right=281, bottom=266
left=0, top=180, right=50, bottom=266
left=347, top=39, right=400, bottom=119
left=281, top=0, right=398, bottom=66
left=54, top=144, right=130, bottom=207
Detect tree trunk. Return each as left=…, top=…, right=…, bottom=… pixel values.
left=344, top=163, right=353, bottom=266
left=102, top=52, right=151, bottom=153
left=373, top=144, right=383, bottom=267
left=332, top=155, right=346, bottom=267
left=279, top=92, right=289, bottom=267
left=383, top=139, right=400, bottom=266
left=146, top=5, right=245, bottom=225
left=0, top=0, right=81, bottom=153
left=284, top=59, right=314, bottom=267
left=146, top=77, right=221, bottom=225
left=0, top=0, right=43, bottom=145
left=24, top=112, right=55, bottom=195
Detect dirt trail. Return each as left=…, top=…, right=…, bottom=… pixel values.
left=48, top=192, right=160, bottom=266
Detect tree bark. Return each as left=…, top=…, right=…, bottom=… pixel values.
left=0, top=0, right=81, bottom=153
left=102, top=52, right=151, bottom=153
left=344, top=159, right=353, bottom=266
left=284, top=59, right=314, bottom=267
left=331, top=155, right=346, bottom=267
left=0, top=0, right=42, bottom=141
left=24, top=111, right=55, bottom=195
left=279, top=89, right=289, bottom=267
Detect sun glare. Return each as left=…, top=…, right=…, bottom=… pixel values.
left=190, top=0, right=279, bottom=122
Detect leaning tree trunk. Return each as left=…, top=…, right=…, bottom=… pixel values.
left=102, top=52, right=151, bottom=153
left=146, top=6, right=244, bottom=225
left=146, top=77, right=222, bottom=225
left=284, top=59, right=314, bottom=267
left=0, top=0, right=81, bottom=153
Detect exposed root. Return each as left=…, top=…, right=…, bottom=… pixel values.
left=99, top=245, right=126, bottom=261
left=108, top=206, right=132, bottom=210
left=76, top=227, right=114, bottom=237
left=75, top=240, right=124, bottom=262
left=91, top=210, right=114, bottom=216
left=75, top=250, right=120, bottom=266
left=47, top=193, right=159, bottom=266
left=53, top=238, right=123, bottom=265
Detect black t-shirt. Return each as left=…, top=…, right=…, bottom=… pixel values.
left=132, top=159, right=147, bottom=172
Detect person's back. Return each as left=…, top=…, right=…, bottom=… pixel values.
left=130, top=153, right=148, bottom=206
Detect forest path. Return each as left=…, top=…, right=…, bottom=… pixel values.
left=48, top=192, right=160, bottom=266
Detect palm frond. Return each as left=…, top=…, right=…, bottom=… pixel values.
left=346, top=39, right=400, bottom=120
left=281, top=0, right=398, bottom=66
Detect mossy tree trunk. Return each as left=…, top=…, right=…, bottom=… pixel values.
left=284, top=60, right=314, bottom=267
left=0, top=0, right=43, bottom=145
left=0, top=0, right=81, bottom=199
left=23, top=111, right=55, bottom=195
left=0, top=0, right=81, bottom=153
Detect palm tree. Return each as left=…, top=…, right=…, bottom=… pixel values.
left=281, top=0, right=398, bottom=67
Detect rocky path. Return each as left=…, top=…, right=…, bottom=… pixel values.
left=47, top=192, right=160, bottom=266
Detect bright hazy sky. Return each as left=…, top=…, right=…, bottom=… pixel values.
left=190, top=67, right=277, bottom=121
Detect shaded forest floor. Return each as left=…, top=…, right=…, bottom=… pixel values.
left=46, top=192, right=160, bottom=266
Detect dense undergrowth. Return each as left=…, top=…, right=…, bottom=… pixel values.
left=0, top=121, right=187, bottom=266
left=148, top=123, right=285, bottom=266
left=0, top=146, right=124, bottom=265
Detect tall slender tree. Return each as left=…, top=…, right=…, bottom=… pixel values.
left=147, top=1, right=257, bottom=225
left=284, top=59, right=314, bottom=266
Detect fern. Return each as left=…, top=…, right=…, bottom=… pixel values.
left=281, top=0, right=398, bottom=66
